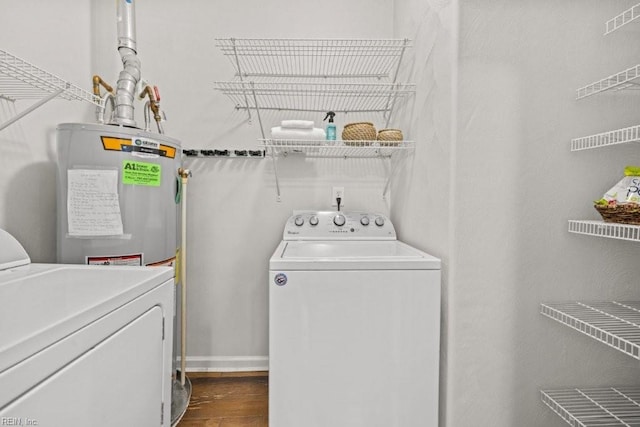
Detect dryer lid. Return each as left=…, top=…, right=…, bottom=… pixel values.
left=0, top=229, right=30, bottom=270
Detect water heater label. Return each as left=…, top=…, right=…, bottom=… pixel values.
left=101, top=136, right=177, bottom=159
left=122, top=160, right=161, bottom=186
left=87, top=253, right=142, bottom=266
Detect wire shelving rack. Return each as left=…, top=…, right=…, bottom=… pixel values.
left=541, top=301, right=640, bottom=425
left=541, top=301, right=640, bottom=359
left=546, top=5, right=640, bottom=426
left=214, top=81, right=415, bottom=115
left=605, top=3, right=640, bottom=35
left=215, top=38, right=411, bottom=79
left=568, top=220, right=640, bottom=243
left=0, top=49, right=101, bottom=131
left=571, top=125, right=640, bottom=151
left=211, top=38, right=415, bottom=200
left=541, top=387, right=640, bottom=426
left=260, top=139, right=414, bottom=159
left=576, top=64, right=640, bottom=100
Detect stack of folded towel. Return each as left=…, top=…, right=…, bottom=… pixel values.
left=271, top=120, right=326, bottom=141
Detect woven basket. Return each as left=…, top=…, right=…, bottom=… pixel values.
left=342, top=122, right=376, bottom=145
left=377, top=128, right=403, bottom=146
left=594, top=203, right=640, bottom=225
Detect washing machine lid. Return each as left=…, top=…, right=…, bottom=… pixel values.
left=270, top=240, right=441, bottom=270
left=0, top=263, right=173, bottom=374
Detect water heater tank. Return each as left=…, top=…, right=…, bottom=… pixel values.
left=56, top=123, right=182, bottom=267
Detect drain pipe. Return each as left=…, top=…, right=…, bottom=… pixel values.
left=113, top=0, right=140, bottom=127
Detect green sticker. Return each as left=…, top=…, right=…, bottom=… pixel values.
left=122, top=160, right=161, bottom=186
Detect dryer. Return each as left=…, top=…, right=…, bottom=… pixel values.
left=0, top=229, right=174, bottom=426
left=269, top=211, right=441, bottom=427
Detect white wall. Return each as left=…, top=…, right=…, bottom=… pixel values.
left=444, top=1, right=640, bottom=426
left=0, top=0, right=94, bottom=261
left=391, top=0, right=455, bottom=425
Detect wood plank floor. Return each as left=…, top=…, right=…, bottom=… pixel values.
left=176, top=372, right=268, bottom=427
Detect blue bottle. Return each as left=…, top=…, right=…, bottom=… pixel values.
left=324, top=111, right=336, bottom=141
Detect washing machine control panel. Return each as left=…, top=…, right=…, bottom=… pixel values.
left=284, top=211, right=396, bottom=240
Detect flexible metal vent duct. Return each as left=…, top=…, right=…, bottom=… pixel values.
left=113, top=0, right=140, bottom=127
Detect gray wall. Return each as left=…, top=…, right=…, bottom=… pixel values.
left=3, top=1, right=640, bottom=426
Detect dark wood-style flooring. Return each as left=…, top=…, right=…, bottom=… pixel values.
left=177, top=372, right=268, bottom=427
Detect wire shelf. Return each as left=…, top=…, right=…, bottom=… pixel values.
left=568, top=220, right=640, bottom=242
left=215, top=38, right=411, bottom=79
left=576, top=64, right=640, bottom=99
left=571, top=124, right=640, bottom=151
left=260, top=139, right=414, bottom=158
left=541, top=301, right=640, bottom=359
left=0, top=49, right=100, bottom=105
left=213, top=81, right=415, bottom=114
left=541, top=387, right=640, bottom=426
left=605, top=4, right=640, bottom=35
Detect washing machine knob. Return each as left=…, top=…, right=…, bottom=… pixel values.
left=309, top=215, right=319, bottom=226
left=360, top=216, right=370, bottom=226
left=294, top=216, right=304, bottom=226
left=333, top=214, right=346, bottom=227
left=375, top=216, right=385, bottom=227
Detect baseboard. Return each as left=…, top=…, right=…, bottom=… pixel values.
left=178, top=356, right=269, bottom=372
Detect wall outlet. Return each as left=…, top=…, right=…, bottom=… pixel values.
left=332, top=187, right=344, bottom=207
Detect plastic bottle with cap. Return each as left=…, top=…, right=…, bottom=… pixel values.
left=323, top=111, right=336, bottom=141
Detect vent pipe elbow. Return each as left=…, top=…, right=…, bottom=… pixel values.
left=113, top=0, right=140, bottom=127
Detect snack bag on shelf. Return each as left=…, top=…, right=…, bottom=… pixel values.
left=595, top=166, right=640, bottom=207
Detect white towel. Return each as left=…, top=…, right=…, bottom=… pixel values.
left=281, top=120, right=314, bottom=129
left=271, top=126, right=326, bottom=141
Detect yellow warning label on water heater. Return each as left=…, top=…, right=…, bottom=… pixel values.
left=102, top=136, right=177, bottom=158
left=122, top=160, right=161, bottom=186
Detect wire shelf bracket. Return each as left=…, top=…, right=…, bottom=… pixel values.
left=541, top=387, right=640, bottom=426
left=0, top=49, right=102, bottom=131
left=605, top=3, right=640, bottom=35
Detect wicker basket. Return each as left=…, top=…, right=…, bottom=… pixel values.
left=594, top=203, right=640, bottom=225
left=377, top=128, right=403, bottom=146
left=342, top=122, right=376, bottom=145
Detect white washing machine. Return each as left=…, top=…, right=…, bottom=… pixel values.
left=0, top=229, right=174, bottom=426
left=269, top=211, right=441, bottom=427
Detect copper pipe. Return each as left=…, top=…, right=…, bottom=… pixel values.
left=92, top=75, right=114, bottom=97
left=139, top=85, right=162, bottom=123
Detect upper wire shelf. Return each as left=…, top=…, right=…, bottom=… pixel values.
left=568, top=220, right=640, bottom=242
left=213, top=81, right=415, bottom=114
left=260, top=139, right=414, bottom=158
left=541, top=387, right=640, bottom=426
left=0, top=49, right=99, bottom=104
left=0, top=49, right=101, bottom=130
left=541, top=301, right=640, bottom=360
left=605, top=3, right=640, bottom=35
left=571, top=124, right=640, bottom=151
left=215, top=38, right=411, bottom=80
left=576, top=64, right=640, bottom=99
